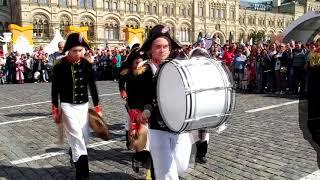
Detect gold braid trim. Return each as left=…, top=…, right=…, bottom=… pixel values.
left=309, top=51, right=320, bottom=67
left=133, top=61, right=148, bottom=75
left=133, top=65, right=147, bottom=75
left=120, top=68, right=130, bottom=76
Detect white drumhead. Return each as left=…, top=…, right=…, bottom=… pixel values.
left=157, top=62, right=187, bottom=132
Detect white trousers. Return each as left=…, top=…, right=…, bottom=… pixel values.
left=149, top=130, right=192, bottom=180
left=61, top=102, right=89, bottom=162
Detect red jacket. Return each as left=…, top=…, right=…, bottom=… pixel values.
left=223, top=51, right=234, bottom=66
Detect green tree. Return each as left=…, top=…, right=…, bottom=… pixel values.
left=249, top=31, right=266, bottom=43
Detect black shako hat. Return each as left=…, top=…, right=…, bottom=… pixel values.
left=122, top=47, right=144, bottom=68
left=140, top=24, right=182, bottom=53
left=62, top=33, right=91, bottom=53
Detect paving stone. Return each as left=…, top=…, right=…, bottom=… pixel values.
left=0, top=81, right=319, bottom=179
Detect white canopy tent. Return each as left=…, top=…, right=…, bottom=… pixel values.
left=284, top=11, right=320, bottom=43
left=43, top=29, right=65, bottom=55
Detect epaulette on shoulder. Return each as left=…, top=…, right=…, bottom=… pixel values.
left=120, top=68, right=130, bottom=76
left=53, top=59, right=63, bottom=66
left=138, top=60, right=149, bottom=67
left=133, top=61, right=149, bottom=75
left=310, top=51, right=320, bottom=67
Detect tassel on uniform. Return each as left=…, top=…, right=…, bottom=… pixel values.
left=57, top=122, right=64, bottom=145
left=56, top=109, right=64, bottom=145
left=145, top=169, right=152, bottom=180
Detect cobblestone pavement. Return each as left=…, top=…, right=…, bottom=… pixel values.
left=0, top=81, right=318, bottom=180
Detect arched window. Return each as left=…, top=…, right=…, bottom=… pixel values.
left=104, top=0, right=109, bottom=10
left=214, top=8, right=219, bottom=18
left=126, top=2, right=130, bottom=12
left=105, top=19, right=119, bottom=40
left=238, top=31, right=245, bottom=42
left=80, top=16, right=95, bottom=40
left=165, top=23, right=175, bottom=38
left=145, top=4, right=150, bottom=14
left=33, top=14, right=50, bottom=38
left=180, top=24, right=191, bottom=42
left=144, top=21, right=156, bottom=38
left=60, top=15, right=71, bottom=38
left=181, top=6, right=186, bottom=16
left=79, top=0, right=85, bottom=7
left=126, top=19, right=139, bottom=29
left=133, top=4, right=138, bottom=12
left=219, top=9, right=225, bottom=19
left=79, top=0, right=93, bottom=9
left=59, top=0, right=68, bottom=6
left=209, top=5, right=214, bottom=18
left=87, top=0, right=93, bottom=8
left=199, top=6, right=203, bottom=17
left=153, top=5, right=157, bottom=14
left=163, top=6, right=168, bottom=16
left=0, top=0, right=7, bottom=6
left=112, top=2, right=117, bottom=10
left=33, top=0, right=48, bottom=4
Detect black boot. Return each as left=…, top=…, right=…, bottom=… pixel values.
left=68, top=148, right=75, bottom=168
left=75, top=155, right=89, bottom=180
left=126, top=131, right=130, bottom=150
left=131, top=154, right=140, bottom=173
left=195, top=141, right=208, bottom=164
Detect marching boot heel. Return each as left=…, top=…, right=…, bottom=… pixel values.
left=195, top=141, right=208, bottom=164
left=132, top=154, right=139, bottom=173
left=126, top=131, right=130, bottom=150
left=75, top=155, right=89, bottom=180
left=68, top=148, right=75, bottom=168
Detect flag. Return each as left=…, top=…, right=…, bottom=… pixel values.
left=240, top=38, right=244, bottom=46
left=249, top=38, right=253, bottom=46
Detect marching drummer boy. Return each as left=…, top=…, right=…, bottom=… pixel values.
left=51, top=33, right=102, bottom=180
left=118, top=47, right=154, bottom=178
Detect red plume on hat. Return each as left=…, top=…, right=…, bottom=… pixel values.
left=62, top=33, right=91, bottom=53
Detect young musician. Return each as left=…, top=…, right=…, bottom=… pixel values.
left=119, top=47, right=154, bottom=178
left=307, top=40, right=320, bottom=147
left=51, top=33, right=102, bottom=180
left=138, top=25, right=192, bottom=179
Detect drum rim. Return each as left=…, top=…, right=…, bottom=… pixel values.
left=156, top=60, right=188, bottom=132
left=157, top=58, right=236, bottom=132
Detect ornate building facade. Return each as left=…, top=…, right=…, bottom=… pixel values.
left=0, top=0, right=320, bottom=47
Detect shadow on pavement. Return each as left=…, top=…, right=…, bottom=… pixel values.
left=0, top=165, right=138, bottom=180
left=108, top=123, right=126, bottom=131
left=87, top=148, right=133, bottom=166
left=5, top=112, right=50, bottom=117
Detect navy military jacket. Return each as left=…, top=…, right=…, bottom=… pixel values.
left=51, top=57, right=99, bottom=107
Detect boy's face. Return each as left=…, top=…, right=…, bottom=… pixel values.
left=133, top=58, right=143, bottom=69
left=69, top=46, right=84, bottom=60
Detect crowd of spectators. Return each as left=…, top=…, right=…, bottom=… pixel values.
left=0, top=39, right=312, bottom=97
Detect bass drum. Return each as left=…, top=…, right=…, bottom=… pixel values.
left=156, top=57, right=235, bottom=132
